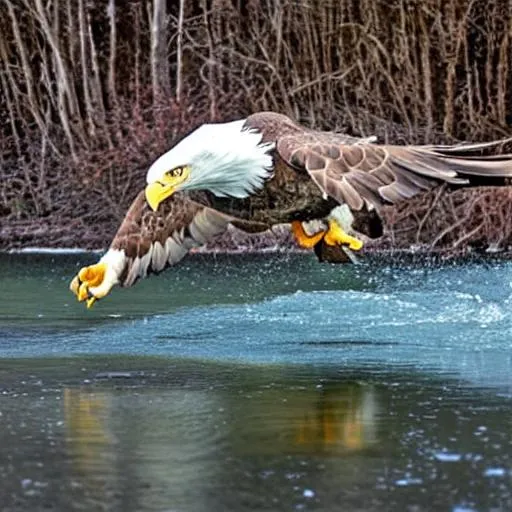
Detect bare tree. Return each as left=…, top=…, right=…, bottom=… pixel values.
left=1, top=0, right=512, bottom=252
left=151, top=0, right=170, bottom=104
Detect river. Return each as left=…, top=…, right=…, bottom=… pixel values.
left=1, top=252, right=511, bottom=511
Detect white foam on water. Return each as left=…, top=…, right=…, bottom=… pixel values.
left=483, top=467, right=506, bottom=477
left=434, top=452, right=462, bottom=462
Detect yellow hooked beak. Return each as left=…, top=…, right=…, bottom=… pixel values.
left=145, top=181, right=174, bottom=212
left=145, top=166, right=191, bottom=211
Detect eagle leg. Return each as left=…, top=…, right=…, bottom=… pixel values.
left=69, top=263, right=107, bottom=308
left=323, top=219, right=363, bottom=251
left=291, top=221, right=326, bottom=249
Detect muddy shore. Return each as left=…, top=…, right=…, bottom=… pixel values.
left=3, top=186, right=512, bottom=266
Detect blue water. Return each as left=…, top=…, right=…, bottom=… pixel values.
left=1, top=252, right=512, bottom=511
left=1, top=252, right=512, bottom=389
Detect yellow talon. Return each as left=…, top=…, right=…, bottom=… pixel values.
left=69, top=276, right=80, bottom=295
left=78, top=263, right=106, bottom=287
left=86, top=296, right=97, bottom=309
left=324, top=219, right=363, bottom=250
left=77, top=282, right=90, bottom=302
left=291, top=221, right=326, bottom=249
left=70, top=262, right=107, bottom=308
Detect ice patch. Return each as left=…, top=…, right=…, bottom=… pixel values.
left=8, top=247, right=103, bottom=254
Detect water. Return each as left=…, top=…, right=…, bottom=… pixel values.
left=1, top=252, right=512, bottom=511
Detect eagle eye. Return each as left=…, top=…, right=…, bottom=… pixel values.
left=166, top=167, right=184, bottom=178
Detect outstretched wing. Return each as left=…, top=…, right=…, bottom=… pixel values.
left=277, top=131, right=512, bottom=211
left=110, top=191, right=234, bottom=286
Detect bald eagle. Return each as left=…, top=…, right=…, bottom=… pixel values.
left=70, top=112, right=512, bottom=307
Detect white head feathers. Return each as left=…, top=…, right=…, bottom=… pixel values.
left=146, top=119, right=275, bottom=198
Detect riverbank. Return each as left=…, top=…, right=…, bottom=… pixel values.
left=3, top=186, right=512, bottom=264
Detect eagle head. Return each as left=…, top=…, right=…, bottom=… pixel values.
left=145, top=119, right=275, bottom=211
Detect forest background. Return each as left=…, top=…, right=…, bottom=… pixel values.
left=2, top=0, right=512, bottom=257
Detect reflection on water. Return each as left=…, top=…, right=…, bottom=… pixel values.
left=295, top=383, right=378, bottom=452
left=61, top=384, right=224, bottom=512
left=63, top=389, right=112, bottom=489
left=229, top=381, right=379, bottom=455
left=60, top=377, right=380, bottom=511
left=1, top=357, right=512, bottom=512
